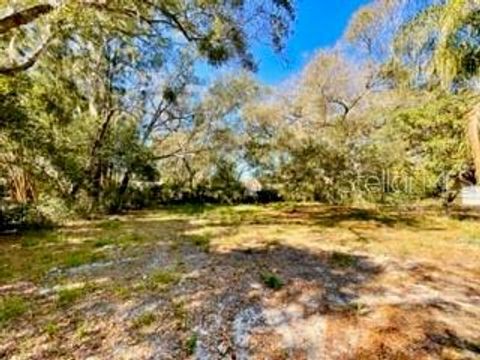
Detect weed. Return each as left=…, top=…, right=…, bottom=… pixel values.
left=93, top=232, right=143, bottom=249
left=261, top=271, right=284, bottom=290
left=20, top=231, right=63, bottom=248
left=185, top=332, right=198, bottom=355
left=119, top=233, right=144, bottom=247
left=75, top=320, right=92, bottom=339
left=21, top=237, right=40, bottom=248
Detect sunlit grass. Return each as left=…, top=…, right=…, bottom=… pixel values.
left=1, top=203, right=479, bottom=287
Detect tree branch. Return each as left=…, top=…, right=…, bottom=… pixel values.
left=0, top=36, right=53, bottom=76
left=0, top=4, right=54, bottom=34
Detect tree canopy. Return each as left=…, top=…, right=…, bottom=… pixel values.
left=1, top=0, right=479, bottom=228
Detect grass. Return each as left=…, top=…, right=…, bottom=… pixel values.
left=92, top=233, right=144, bottom=248
left=2, top=204, right=480, bottom=281
left=20, top=231, right=63, bottom=248
left=1, top=202, right=479, bottom=286
left=62, top=251, right=105, bottom=268
left=44, top=321, right=60, bottom=337
left=57, top=285, right=93, bottom=308
left=186, top=234, right=211, bottom=252
left=97, top=219, right=123, bottom=230
left=144, top=268, right=182, bottom=291
left=132, top=312, right=156, bottom=329
left=0, top=203, right=480, bottom=357
left=0, top=296, right=28, bottom=326
left=172, top=300, right=189, bottom=330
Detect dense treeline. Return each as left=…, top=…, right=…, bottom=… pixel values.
left=1, top=0, right=479, bottom=228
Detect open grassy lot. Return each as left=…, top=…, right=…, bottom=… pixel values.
left=1, top=204, right=479, bottom=359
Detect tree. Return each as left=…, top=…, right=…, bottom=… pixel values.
left=0, top=0, right=296, bottom=218
left=391, top=0, right=480, bottom=182
left=0, top=0, right=295, bottom=75
left=243, top=49, right=407, bottom=203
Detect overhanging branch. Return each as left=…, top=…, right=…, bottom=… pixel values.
left=0, top=4, right=54, bottom=34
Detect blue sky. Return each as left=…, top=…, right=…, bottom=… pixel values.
left=254, top=0, right=371, bottom=84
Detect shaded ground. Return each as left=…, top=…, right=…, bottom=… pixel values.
left=0, top=204, right=479, bottom=359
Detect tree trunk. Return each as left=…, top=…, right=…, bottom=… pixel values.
left=70, top=110, right=115, bottom=199
left=117, top=170, right=131, bottom=198
left=467, top=102, right=480, bottom=184
left=115, top=112, right=161, bottom=207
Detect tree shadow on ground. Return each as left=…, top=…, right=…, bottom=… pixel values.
left=1, top=207, right=480, bottom=359
left=165, top=231, right=480, bottom=359
left=159, top=238, right=385, bottom=358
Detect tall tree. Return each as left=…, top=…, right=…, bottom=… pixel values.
left=392, top=0, right=480, bottom=181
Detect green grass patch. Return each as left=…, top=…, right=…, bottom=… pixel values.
left=62, top=250, right=105, bottom=268
left=165, top=204, right=213, bottom=215
left=0, top=296, right=28, bottom=326
left=57, top=285, right=92, bottom=308
left=112, top=284, right=132, bottom=299
left=93, top=237, right=115, bottom=248
left=93, top=232, right=145, bottom=249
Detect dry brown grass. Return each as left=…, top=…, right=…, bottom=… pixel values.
left=0, top=203, right=479, bottom=359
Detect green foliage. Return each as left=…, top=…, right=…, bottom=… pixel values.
left=0, top=0, right=294, bottom=225
left=0, top=0, right=476, bottom=220
left=392, top=93, right=471, bottom=195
